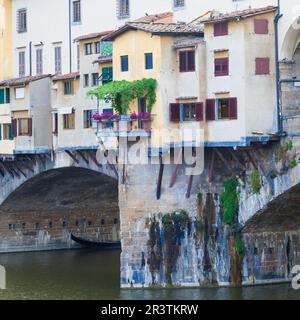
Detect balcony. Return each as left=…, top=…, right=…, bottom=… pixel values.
left=95, top=113, right=152, bottom=138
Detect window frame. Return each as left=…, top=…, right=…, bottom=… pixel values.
left=182, top=103, right=197, bottom=121
left=63, top=113, right=75, bottom=130
left=17, top=8, right=27, bottom=33
left=18, top=118, right=30, bottom=136
left=84, top=43, right=93, bottom=55
left=72, top=0, right=81, bottom=23
left=179, top=50, right=195, bottom=73
left=214, top=57, right=229, bottom=77
left=255, top=57, right=270, bottom=75
left=2, top=124, right=13, bottom=140
left=117, top=0, right=130, bottom=19
left=145, top=53, right=153, bottom=70
left=36, top=48, right=43, bottom=75
left=19, top=51, right=25, bottom=77
left=120, top=55, right=129, bottom=72
left=83, top=74, right=89, bottom=87
left=63, top=80, right=74, bottom=95
left=173, top=0, right=185, bottom=9
left=214, top=21, right=228, bottom=37
left=83, top=110, right=93, bottom=128
left=95, top=42, right=101, bottom=54
left=92, top=73, right=99, bottom=87
left=54, top=46, right=62, bottom=74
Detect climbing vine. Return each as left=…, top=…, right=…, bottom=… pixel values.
left=250, top=169, right=262, bottom=194
left=220, top=178, right=239, bottom=225
left=234, top=238, right=246, bottom=259
left=87, top=78, right=157, bottom=114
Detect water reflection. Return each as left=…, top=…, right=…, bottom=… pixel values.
left=0, top=250, right=299, bottom=300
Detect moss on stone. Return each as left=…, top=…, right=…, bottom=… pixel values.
left=220, top=178, right=239, bottom=226
left=250, top=169, right=262, bottom=194
left=234, top=238, right=246, bottom=259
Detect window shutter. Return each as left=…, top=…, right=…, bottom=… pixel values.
left=179, top=51, right=186, bottom=72
left=0, top=89, right=4, bottom=104
left=229, top=98, right=238, bottom=120
left=205, top=99, right=216, bottom=121
left=9, top=124, right=13, bottom=140
left=0, top=124, right=2, bottom=140
left=187, top=51, right=195, bottom=71
left=12, top=119, right=17, bottom=137
left=28, top=118, right=32, bottom=136
left=195, top=103, right=204, bottom=121
left=256, top=58, right=270, bottom=75
left=254, top=19, right=268, bottom=34
left=5, top=88, right=10, bottom=103
left=170, top=103, right=181, bottom=122
left=214, top=22, right=228, bottom=36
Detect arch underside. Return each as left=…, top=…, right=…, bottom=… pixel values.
left=0, top=167, right=120, bottom=253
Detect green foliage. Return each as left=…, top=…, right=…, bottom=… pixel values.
left=162, top=214, right=173, bottom=226
left=269, top=169, right=278, bottom=180
left=161, top=211, right=190, bottom=228
left=101, top=41, right=112, bottom=56
left=234, top=239, right=246, bottom=259
left=288, top=157, right=297, bottom=169
left=286, top=140, right=293, bottom=151
left=275, top=140, right=294, bottom=163
left=87, top=78, right=157, bottom=114
left=250, top=169, right=262, bottom=194
left=220, top=178, right=239, bottom=226
left=197, top=192, right=203, bottom=203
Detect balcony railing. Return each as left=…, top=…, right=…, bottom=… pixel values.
left=95, top=114, right=152, bottom=137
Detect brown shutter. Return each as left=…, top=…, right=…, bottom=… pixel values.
left=28, top=118, right=32, bottom=136
left=229, top=98, right=238, bottom=120
left=187, top=50, right=195, bottom=71
left=12, top=118, right=17, bottom=137
left=214, top=22, right=228, bottom=36
left=179, top=51, right=186, bottom=72
left=256, top=58, right=270, bottom=75
left=170, top=103, right=181, bottom=122
left=254, top=19, right=268, bottom=34
left=195, top=103, right=204, bottom=121
left=205, top=99, right=216, bottom=121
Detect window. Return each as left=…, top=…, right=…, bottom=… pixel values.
left=121, top=55, right=128, bottom=72
left=2, top=124, right=13, bottom=140
left=174, top=0, right=185, bottom=8
left=53, top=113, right=58, bottom=135
left=83, top=74, right=89, bottom=87
left=117, top=0, right=130, bottom=19
left=92, top=73, right=99, bottom=86
left=85, top=43, right=92, bottom=55
left=215, top=58, right=229, bottom=76
left=214, top=22, right=228, bottom=37
left=18, top=118, right=32, bottom=136
left=17, top=8, right=27, bottom=33
left=36, top=48, right=43, bottom=74
left=19, top=51, right=25, bottom=77
left=63, top=113, right=75, bottom=129
left=0, top=88, right=10, bottom=104
left=95, top=42, right=101, bottom=54
left=256, top=58, right=270, bottom=75
left=63, top=80, right=73, bottom=95
left=179, top=50, right=195, bottom=72
left=54, top=47, right=62, bottom=74
left=170, top=103, right=203, bottom=122
left=254, top=19, right=269, bottom=34
left=145, top=53, right=153, bottom=70
left=205, top=98, right=237, bottom=121
left=15, top=87, right=25, bottom=99
left=73, top=0, right=81, bottom=23
left=83, top=110, right=93, bottom=128
left=102, top=67, right=113, bottom=84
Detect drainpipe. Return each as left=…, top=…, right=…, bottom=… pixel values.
left=68, top=0, right=72, bottom=73
left=274, top=0, right=283, bottom=134
left=29, top=41, right=32, bottom=76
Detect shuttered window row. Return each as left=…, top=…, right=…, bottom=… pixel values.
left=0, top=124, right=13, bottom=140
left=170, top=98, right=238, bottom=122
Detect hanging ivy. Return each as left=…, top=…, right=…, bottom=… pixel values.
left=87, top=78, right=157, bottom=115
left=220, top=178, right=239, bottom=225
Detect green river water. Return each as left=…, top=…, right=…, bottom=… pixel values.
left=0, top=249, right=299, bottom=300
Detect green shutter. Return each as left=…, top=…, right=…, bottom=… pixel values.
left=9, top=124, right=13, bottom=140
left=0, top=124, right=2, bottom=140
left=5, top=88, right=10, bottom=103
left=0, top=89, right=4, bottom=104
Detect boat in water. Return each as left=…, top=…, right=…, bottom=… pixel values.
left=71, top=233, right=121, bottom=250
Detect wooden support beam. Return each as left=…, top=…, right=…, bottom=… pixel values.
left=209, top=149, right=216, bottom=182
left=65, top=150, right=80, bottom=165
left=77, top=150, right=89, bottom=165
left=0, top=162, right=14, bottom=178
left=156, top=154, right=164, bottom=200
left=8, top=163, right=20, bottom=178
left=215, top=148, right=233, bottom=172
left=26, top=155, right=37, bottom=166
left=246, top=150, right=258, bottom=170
left=21, top=160, right=34, bottom=173
left=228, top=149, right=246, bottom=169
left=13, top=162, right=27, bottom=178
left=169, top=150, right=183, bottom=188
left=0, top=164, right=5, bottom=177
left=86, top=150, right=101, bottom=167
left=186, top=162, right=196, bottom=199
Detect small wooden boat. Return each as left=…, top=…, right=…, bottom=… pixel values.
left=71, top=233, right=121, bottom=250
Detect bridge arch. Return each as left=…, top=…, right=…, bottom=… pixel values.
left=281, top=16, right=300, bottom=60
